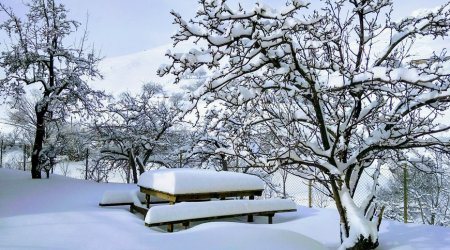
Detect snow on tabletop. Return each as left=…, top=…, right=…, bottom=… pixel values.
left=137, top=168, right=265, bottom=195
left=145, top=198, right=296, bottom=224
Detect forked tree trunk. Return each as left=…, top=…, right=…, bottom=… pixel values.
left=332, top=181, right=379, bottom=250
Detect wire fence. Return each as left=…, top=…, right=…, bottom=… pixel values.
left=1, top=145, right=443, bottom=226
left=265, top=166, right=408, bottom=221
left=266, top=165, right=450, bottom=227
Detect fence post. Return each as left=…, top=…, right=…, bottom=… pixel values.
left=0, top=139, right=3, bottom=168
left=308, top=180, right=312, bottom=208
left=85, top=148, right=89, bottom=180
left=23, top=144, right=27, bottom=171
left=403, top=165, right=408, bottom=223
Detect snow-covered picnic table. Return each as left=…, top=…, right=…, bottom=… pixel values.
left=136, top=168, right=265, bottom=207
left=100, top=168, right=297, bottom=232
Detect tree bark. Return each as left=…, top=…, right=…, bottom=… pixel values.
left=136, top=158, right=146, bottom=175
left=333, top=185, right=379, bottom=250
left=128, top=149, right=139, bottom=184
left=31, top=103, right=47, bottom=179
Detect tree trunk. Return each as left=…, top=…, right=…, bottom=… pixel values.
left=333, top=185, right=379, bottom=250
left=220, top=154, right=228, bottom=171
left=31, top=104, right=47, bottom=179
left=128, top=149, right=139, bottom=184
left=136, top=158, right=146, bottom=175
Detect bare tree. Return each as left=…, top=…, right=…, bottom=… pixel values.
left=0, top=0, right=104, bottom=179
left=92, top=83, right=181, bottom=183
left=160, top=1, right=450, bottom=249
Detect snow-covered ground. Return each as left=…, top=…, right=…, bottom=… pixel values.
left=1, top=168, right=450, bottom=249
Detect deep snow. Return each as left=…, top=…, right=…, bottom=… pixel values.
left=1, top=168, right=450, bottom=250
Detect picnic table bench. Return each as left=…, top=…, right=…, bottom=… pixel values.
left=144, top=198, right=297, bottom=232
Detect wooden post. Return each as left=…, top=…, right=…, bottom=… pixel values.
left=248, top=195, right=254, bottom=222
left=85, top=148, right=89, bottom=180
left=403, top=165, right=408, bottom=223
left=0, top=139, right=3, bottom=168
left=282, top=170, right=287, bottom=198
left=167, top=224, right=174, bottom=232
left=179, top=152, right=182, bottom=168
left=308, top=180, right=312, bottom=208
left=23, top=144, right=27, bottom=171
left=146, top=194, right=151, bottom=209
left=268, top=214, right=273, bottom=224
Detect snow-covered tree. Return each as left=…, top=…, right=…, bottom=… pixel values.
left=0, top=0, right=104, bottom=179
left=92, top=83, right=181, bottom=183
left=160, top=1, right=450, bottom=249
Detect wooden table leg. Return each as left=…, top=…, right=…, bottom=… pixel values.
left=268, top=214, right=273, bottom=224
left=146, top=194, right=150, bottom=209
left=248, top=195, right=254, bottom=222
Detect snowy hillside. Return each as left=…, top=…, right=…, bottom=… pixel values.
left=90, top=44, right=172, bottom=95
left=1, top=168, right=450, bottom=250
left=89, top=43, right=197, bottom=96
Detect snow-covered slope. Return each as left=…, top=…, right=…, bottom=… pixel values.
left=1, top=168, right=450, bottom=250
left=89, top=43, right=197, bottom=96
left=90, top=44, right=172, bottom=95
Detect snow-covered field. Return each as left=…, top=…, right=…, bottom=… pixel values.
left=1, top=168, right=450, bottom=250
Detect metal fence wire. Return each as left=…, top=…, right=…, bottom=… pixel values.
left=266, top=165, right=450, bottom=226
left=265, top=166, right=404, bottom=218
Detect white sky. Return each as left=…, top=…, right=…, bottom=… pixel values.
left=1, top=0, right=448, bottom=58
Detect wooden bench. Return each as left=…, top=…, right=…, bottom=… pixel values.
left=143, top=199, right=297, bottom=232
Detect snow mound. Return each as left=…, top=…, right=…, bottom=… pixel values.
left=99, top=190, right=143, bottom=205
left=178, top=222, right=327, bottom=250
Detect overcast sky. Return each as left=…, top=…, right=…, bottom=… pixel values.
left=1, top=0, right=449, bottom=58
